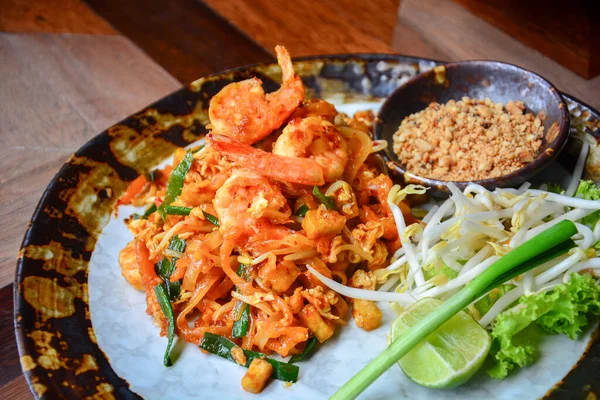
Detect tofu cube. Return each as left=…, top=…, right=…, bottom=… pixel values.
left=298, top=304, right=334, bottom=342
left=259, top=259, right=300, bottom=294
left=352, top=299, right=382, bottom=331
left=302, top=209, right=346, bottom=240
left=241, top=358, right=273, bottom=394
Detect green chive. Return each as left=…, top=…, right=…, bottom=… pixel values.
left=312, top=186, right=336, bottom=210
left=288, top=336, right=318, bottom=364
left=158, top=152, right=194, bottom=219
left=164, top=205, right=193, bottom=216
left=199, top=333, right=299, bottom=382
left=203, top=211, right=220, bottom=227
left=154, top=284, right=175, bottom=367
left=295, top=204, right=310, bottom=217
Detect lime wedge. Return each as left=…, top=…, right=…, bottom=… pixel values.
left=390, top=298, right=491, bottom=389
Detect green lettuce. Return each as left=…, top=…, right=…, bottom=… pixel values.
left=546, top=182, right=564, bottom=194
left=488, top=273, right=600, bottom=379
left=574, top=180, right=600, bottom=229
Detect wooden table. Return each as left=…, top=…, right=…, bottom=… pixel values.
left=1, top=0, right=598, bottom=398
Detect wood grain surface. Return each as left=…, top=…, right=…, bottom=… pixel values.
left=84, top=0, right=274, bottom=84
left=453, top=0, right=599, bottom=79
left=0, top=0, right=115, bottom=34
left=0, top=33, right=180, bottom=290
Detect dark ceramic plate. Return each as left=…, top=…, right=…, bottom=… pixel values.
left=14, top=54, right=600, bottom=399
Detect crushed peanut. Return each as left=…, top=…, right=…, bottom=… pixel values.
left=392, top=97, right=546, bottom=181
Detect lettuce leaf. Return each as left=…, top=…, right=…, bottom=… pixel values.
left=474, top=284, right=515, bottom=317
left=574, top=180, right=600, bottom=229
left=488, top=273, right=600, bottom=379
left=546, top=182, right=564, bottom=194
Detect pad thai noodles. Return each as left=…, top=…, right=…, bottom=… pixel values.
left=117, top=45, right=410, bottom=393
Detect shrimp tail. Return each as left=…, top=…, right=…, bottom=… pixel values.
left=207, top=134, right=325, bottom=186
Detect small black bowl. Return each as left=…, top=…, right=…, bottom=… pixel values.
left=374, top=60, right=570, bottom=196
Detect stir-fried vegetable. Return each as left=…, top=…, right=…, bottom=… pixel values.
left=154, top=284, right=176, bottom=367
left=199, top=333, right=299, bottom=382
left=232, top=264, right=252, bottom=338
left=156, top=236, right=185, bottom=300
left=158, top=151, right=194, bottom=219
left=164, top=205, right=193, bottom=216
left=132, top=203, right=157, bottom=220
left=203, top=211, right=220, bottom=227
left=332, top=220, right=577, bottom=399
left=312, top=186, right=336, bottom=210
left=288, top=336, right=317, bottom=364
left=295, top=204, right=309, bottom=217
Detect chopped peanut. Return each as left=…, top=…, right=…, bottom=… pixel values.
left=392, top=97, right=545, bottom=181
left=241, top=358, right=273, bottom=394
left=302, top=208, right=346, bottom=240
left=352, top=299, right=382, bottom=331
left=259, top=259, right=300, bottom=293
left=298, top=304, right=334, bottom=342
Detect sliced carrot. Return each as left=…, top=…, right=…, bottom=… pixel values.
left=118, top=175, right=148, bottom=206
left=135, top=239, right=160, bottom=287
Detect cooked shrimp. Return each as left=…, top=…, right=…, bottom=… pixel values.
left=119, top=241, right=144, bottom=291
left=213, top=169, right=292, bottom=239
left=207, top=134, right=325, bottom=186
left=208, top=45, right=304, bottom=145
left=273, top=116, right=348, bottom=182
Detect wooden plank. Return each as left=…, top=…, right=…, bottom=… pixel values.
left=0, top=375, right=33, bottom=400
left=0, top=285, right=21, bottom=388
left=0, top=0, right=116, bottom=34
left=200, top=0, right=433, bottom=56
left=0, top=33, right=181, bottom=288
left=398, top=0, right=600, bottom=109
left=452, top=0, right=598, bottom=79
left=84, top=0, right=275, bottom=84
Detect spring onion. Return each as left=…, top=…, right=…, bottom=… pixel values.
left=199, top=333, right=299, bottom=382
left=158, top=151, right=194, bottom=219
left=164, top=205, right=192, bottom=216
left=332, top=220, right=577, bottom=399
left=203, top=211, right=220, bottom=227
left=132, top=203, right=157, bottom=220
left=156, top=235, right=185, bottom=300
left=288, top=336, right=317, bottom=364
left=295, top=204, right=309, bottom=217
left=232, top=264, right=252, bottom=338
left=312, top=186, right=336, bottom=210
left=154, top=284, right=176, bottom=367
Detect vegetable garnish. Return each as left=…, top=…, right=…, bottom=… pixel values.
left=312, top=186, right=336, bottom=210
left=158, top=151, right=194, bottom=219
left=154, top=284, right=176, bottom=367
left=156, top=235, right=186, bottom=300
left=132, top=203, right=157, bottom=220
left=199, top=333, right=299, bottom=382
left=163, top=205, right=220, bottom=226
left=332, top=220, right=577, bottom=399
left=295, top=204, right=309, bottom=217
left=203, top=211, right=220, bottom=227
left=488, top=273, right=600, bottom=379
left=164, top=205, right=192, bottom=216
left=232, top=264, right=252, bottom=338
left=288, top=336, right=317, bottom=364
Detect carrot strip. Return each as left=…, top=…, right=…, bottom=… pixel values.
left=118, top=175, right=148, bottom=205
left=135, top=239, right=160, bottom=287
